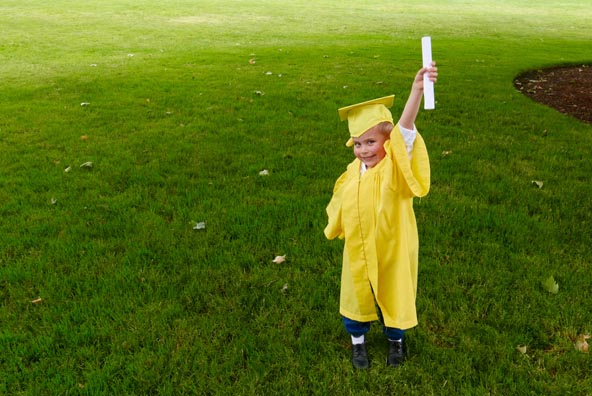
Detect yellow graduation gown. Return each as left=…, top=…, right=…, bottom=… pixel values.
left=324, top=125, right=430, bottom=329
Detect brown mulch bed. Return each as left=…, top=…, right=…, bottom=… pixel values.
left=514, top=64, right=592, bottom=124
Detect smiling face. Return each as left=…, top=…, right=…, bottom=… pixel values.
left=352, top=122, right=392, bottom=168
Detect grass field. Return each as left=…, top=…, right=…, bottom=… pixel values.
left=1, top=1, right=591, bottom=395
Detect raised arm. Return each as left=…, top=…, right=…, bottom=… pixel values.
left=398, top=62, right=438, bottom=130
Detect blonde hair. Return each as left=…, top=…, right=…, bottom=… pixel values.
left=371, top=121, right=394, bottom=139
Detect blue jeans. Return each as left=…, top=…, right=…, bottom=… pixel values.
left=342, top=316, right=405, bottom=341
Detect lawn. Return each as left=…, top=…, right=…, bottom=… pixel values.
left=1, top=1, right=591, bottom=395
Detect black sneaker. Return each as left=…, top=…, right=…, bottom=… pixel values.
left=352, top=343, right=369, bottom=369
left=387, top=340, right=405, bottom=367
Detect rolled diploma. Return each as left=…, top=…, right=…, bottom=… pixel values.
left=422, top=36, right=435, bottom=110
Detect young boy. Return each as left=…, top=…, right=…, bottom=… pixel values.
left=324, top=63, right=437, bottom=369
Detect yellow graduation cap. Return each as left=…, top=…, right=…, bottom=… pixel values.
left=338, top=95, right=395, bottom=147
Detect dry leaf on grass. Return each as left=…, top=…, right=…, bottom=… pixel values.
left=259, top=169, right=269, bottom=176
left=80, top=161, right=93, bottom=168
left=531, top=180, right=544, bottom=188
left=272, top=255, right=286, bottom=264
left=31, top=298, right=43, bottom=304
left=516, top=345, right=527, bottom=354
left=193, top=221, right=206, bottom=230
left=542, top=276, right=559, bottom=294
left=575, top=334, right=590, bottom=353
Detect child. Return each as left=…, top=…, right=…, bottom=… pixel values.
left=324, top=63, right=437, bottom=369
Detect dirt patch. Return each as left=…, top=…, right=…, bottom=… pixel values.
left=514, top=64, right=592, bottom=124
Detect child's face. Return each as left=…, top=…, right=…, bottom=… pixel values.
left=352, top=126, right=388, bottom=168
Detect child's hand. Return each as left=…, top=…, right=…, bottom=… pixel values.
left=412, top=61, right=438, bottom=92
left=398, top=61, right=439, bottom=128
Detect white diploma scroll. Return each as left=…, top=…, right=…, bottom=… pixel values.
left=422, top=36, right=435, bottom=110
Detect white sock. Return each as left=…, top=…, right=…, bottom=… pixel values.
left=351, top=335, right=365, bottom=345
left=388, top=338, right=402, bottom=343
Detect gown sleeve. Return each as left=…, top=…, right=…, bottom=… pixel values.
left=324, top=163, right=356, bottom=240
left=388, top=124, right=430, bottom=197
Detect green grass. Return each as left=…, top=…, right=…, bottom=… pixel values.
left=1, top=1, right=591, bottom=394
